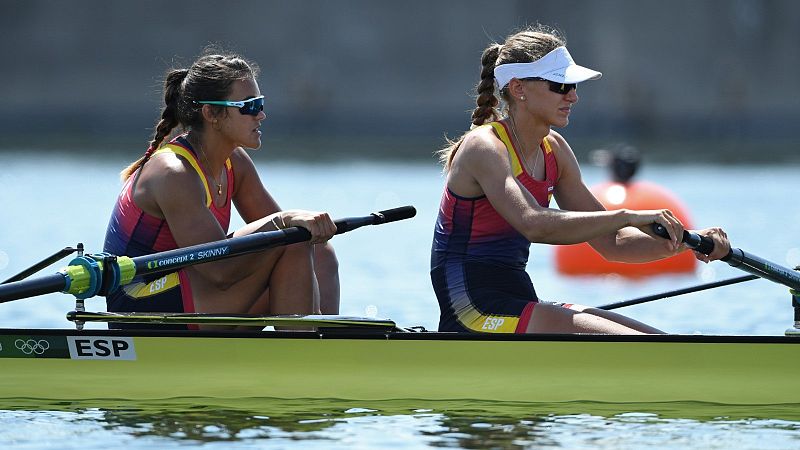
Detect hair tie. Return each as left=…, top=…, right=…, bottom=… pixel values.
left=142, top=144, right=157, bottom=162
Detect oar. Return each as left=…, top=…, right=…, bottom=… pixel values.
left=598, top=274, right=758, bottom=310
left=648, top=224, right=800, bottom=291
left=599, top=225, right=800, bottom=310
left=1, top=244, right=83, bottom=284
left=0, top=206, right=416, bottom=303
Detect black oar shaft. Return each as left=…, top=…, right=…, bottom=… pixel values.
left=0, top=206, right=416, bottom=303
left=598, top=274, right=758, bottom=310
left=2, top=245, right=82, bottom=284
left=132, top=229, right=299, bottom=277
left=652, top=224, right=800, bottom=291
left=133, top=206, right=416, bottom=277
left=0, top=273, right=68, bottom=303
left=723, top=248, right=800, bottom=291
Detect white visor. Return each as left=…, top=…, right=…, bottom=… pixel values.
left=493, top=46, right=602, bottom=89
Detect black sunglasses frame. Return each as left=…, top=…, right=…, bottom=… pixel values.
left=521, top=78, right=577, bottom=95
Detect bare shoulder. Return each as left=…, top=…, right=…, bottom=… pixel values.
left=146, top=150, right=201, bottom=181
left=544, top=129, right=580, bottom=180
left=228, top=147, right=264, bottom=194
left=545, top=129, right=575, bottom=157
left=456, top=125, right=509, bottom=166
left=140, top=151, right=206, bottom=202
left=447, top=124, right=514, bottom=197
left=229, top=146, right=256, bottom=167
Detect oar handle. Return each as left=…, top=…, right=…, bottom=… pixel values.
left=651, top=224, right=721, bottom=258
left=331, top=205, right=417, bottom=234
left=240, top=206, right=416, bottom=251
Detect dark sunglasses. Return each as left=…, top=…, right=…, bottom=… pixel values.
left=196, top=95, right=265, bottom=116
left=522, top=78, right=577, bottom=95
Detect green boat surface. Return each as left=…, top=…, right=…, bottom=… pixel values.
left=2, top=328, right=798, bottom=405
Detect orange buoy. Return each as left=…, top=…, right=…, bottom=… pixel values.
left=554, top=148, right=696, bottom=277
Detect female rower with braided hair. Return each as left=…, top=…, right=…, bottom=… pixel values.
left=431, top=25, right=731, bottom=334
left=105, top=49, right=339, bottom=329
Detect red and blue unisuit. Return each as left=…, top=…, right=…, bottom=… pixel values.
left=430, top=121, right=558, bottom=333
left=103, top=135, right=233, bottom=329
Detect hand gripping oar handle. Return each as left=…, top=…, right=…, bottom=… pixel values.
left=651, top=225, right=717, bottom=256
left=132, top=205, right=417, bottom=277
left=0, top=206, right=417, bottom=303
left=652, top=223, right=800, bottom=291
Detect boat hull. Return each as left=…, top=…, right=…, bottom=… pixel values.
left=1, top=329, right=798, bottom=404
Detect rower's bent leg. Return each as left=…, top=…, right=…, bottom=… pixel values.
left=243, top=245, right=339, bottom=315
left=525, top=303, right=664, bottom=334
left=187, top=246, right=287, bottom=330
left=188, top=242, right=318, bottom=316
left=570, top=305, right=664, bottom=334
left=314, top=243, right=340, bottom=314
left=265, top=242, right=319, bottom=315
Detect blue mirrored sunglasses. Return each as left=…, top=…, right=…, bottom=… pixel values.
left=195, top=95, right=265, bottom=116
left=521, top=78, right=577, bottom=95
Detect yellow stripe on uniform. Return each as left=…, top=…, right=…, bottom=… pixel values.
left=542, top=136, right=554, bottom=154
left=542, top=137, right=555, bottom=202
left=489, top=122, right=524, bottom=177
left=154, top=144, right=232, bottom=208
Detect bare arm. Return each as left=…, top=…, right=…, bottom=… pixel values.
left=136, top=152, right=265, bottom=287
left=229, top=147, right=281, bottom=225
left=229, top=148, right=336, bottom=243
left=451, top=128, right=684, bottom=250
left=549, top=133, right=681, bottom=262
left=551, top=133, right=731, bottom=262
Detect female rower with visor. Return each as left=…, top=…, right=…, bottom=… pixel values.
left=430, top=25, right=731, bottom=334
left=104, top=49, right=339, bottom=329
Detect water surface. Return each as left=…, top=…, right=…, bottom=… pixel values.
left=1, top=152, right=799, bottom=448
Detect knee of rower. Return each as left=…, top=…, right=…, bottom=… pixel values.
left=314, top=243, right=339, bottom=274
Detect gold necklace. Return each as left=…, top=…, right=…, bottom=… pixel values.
left=508, top=115, right=541, bottom=176
left=191, top=135, right=223, bottom=196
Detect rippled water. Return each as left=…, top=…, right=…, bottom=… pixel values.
left=1, top=151, right=799, bottom=448
left=2, top=399, right=800, bottom=449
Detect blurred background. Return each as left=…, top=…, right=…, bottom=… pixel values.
left=1, top=5, right=799, bottom=447
left=2, top=0, right=799, bottom=162
left=1, top=0, right=799, bottom=333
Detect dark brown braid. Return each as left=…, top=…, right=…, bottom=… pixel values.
left=120, top=48, right=258, bottom=181
left=119, top=69, right=188, bottom=181
left=436, top=44, right=502, bottom=168
left=471, top=44, right=502, bottom=127
left=149, top=69, right=188, bottom=153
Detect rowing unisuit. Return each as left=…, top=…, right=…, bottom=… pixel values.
left=103, top=135, right=233, bottom=329
left=430, top=121, right=558, bottom=333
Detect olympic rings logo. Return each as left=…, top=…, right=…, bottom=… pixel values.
left=14, top=339, right=50, bottom=355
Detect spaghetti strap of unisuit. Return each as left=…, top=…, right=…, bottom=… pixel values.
left=488, top=122, right=525, bottom=177
left=153, top=145, right=232, bottom=208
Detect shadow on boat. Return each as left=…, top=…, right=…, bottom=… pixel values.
left=2, top=397, right=800, bottom=445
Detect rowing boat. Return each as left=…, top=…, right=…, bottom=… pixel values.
left=1, top=206, right=799, bottom=405
left=1, top=321, right=799, bottom=404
